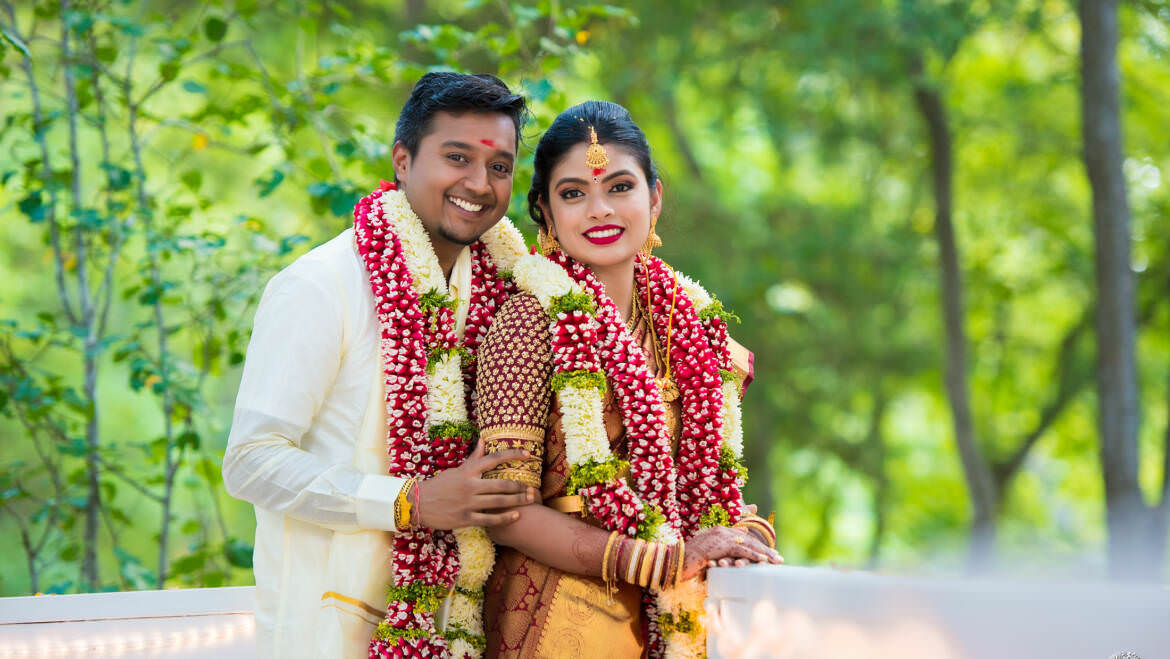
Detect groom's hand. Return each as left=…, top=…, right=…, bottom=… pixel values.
left=416, top=442, right=536, bottom=530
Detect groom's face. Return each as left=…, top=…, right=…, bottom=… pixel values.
left=393, top=111, right=517, bottom=248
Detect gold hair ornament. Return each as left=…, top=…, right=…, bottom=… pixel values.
left=585, top=126, right=610, bottom=170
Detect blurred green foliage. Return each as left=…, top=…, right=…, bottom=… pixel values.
left=1, top=0, right=1167, bottom=595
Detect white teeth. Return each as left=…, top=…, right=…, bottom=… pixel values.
left=448, top=196, right=484, bottom=212
left=586, top=228, right=623, bottom=238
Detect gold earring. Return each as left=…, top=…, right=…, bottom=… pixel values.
left=640, top=216, right=663, bottom=256
left=539, top=227, right=561, bottom=255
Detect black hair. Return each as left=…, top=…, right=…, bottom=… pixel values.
left=393, top=72, right=529, bottom=157
left=527, top=100, right=658, bottom=229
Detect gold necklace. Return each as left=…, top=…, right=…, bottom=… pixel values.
left=637, top=258, right=680, bottom=402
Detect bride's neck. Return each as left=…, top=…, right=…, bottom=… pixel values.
left=588, top=258, right=637, bottom=324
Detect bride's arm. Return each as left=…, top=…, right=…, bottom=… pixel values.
left=488, top=502, right=779, bottom=581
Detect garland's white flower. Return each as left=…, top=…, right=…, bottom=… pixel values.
left=425, top=353, right=467, bottom=426
left=452, top=527, right=494, bottom=589
left=720, top=380, right=744, bottom=460
left=658, top=578, right=707, bottom=659
left=449, top=638, right=476, bottom=659
left=674, top=271, right=713, bottom=312
left=514, top=253, right=579, bottom=309
left=559, top=385, right=611, bottom=465
left=382, top=190, right=447, bottom=295
left=480, top=218, right=526, bottom=273
left=447, top=592, right=484, bottom=634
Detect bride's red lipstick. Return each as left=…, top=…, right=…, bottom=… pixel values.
left=583, top=224, right=624, bottom=245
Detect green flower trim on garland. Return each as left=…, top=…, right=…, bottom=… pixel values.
left=386, top=582, right=449, bottom=613
left=719, top=369, right=739, bottom=384
left=454, top=586, right=484, bottom=602
left=636, top=502, right=667, bottom=541
left=697, top=298, right=740, bottom=324
left=551, top=369, right=608, bottom=394
left=428, top=420, right=478, bottom=444
left=373, top=621, right=433, bottom=642
left=719, top=445, right=748, bottom=483
left=546, top=291, right=596, bottom=319
left=700, top=503, right=732, bottom=529
left=658, top=610, right=700, bottom=637
left=496, top=268, right=513, bottom=281
left=427, top=345, right=473, bottom=372
left=444, top=624, right=487, bottom=650
left=567, top=456, right=628, bottom=495
left=418, top=290, right=457, bottom=312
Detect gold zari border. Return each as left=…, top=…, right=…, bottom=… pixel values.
left=480, top=423, right=546, bottom=445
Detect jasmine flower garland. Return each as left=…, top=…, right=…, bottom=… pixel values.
left=511, top=249, right=749, bottom=659
left=354, top=181, right=523, bottom=659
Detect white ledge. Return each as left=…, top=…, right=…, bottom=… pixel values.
left=706, top=565, right=1170, bottom=658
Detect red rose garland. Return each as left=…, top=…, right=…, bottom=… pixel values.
left=539, top=251, right=746, bottom=658
left=353, top=181, right=517, bottom=658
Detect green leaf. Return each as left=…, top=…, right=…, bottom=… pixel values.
left=180, top=169, right=203, bottom=191
left=176, top=430, right=200, bottom=451
left=181, top=80, right=207, bottom=94
left=18, top=191, right=47, bottom=222
left=224, top=538, right=253, bottom=568
left=203, top=17, right=228, bottom=42
left=254, top=169, right=284, bottom=197
left=159, top=61, right=180, bottom=82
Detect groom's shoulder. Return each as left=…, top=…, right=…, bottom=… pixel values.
left=270, top=228, right=360, bottom=287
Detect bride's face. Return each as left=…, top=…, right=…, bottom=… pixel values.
left=541, top=142, right=662, bottom=271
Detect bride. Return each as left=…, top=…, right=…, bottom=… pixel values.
left=473, top=100, right=781, bottom=658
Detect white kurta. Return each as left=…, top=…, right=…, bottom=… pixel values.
left=223, top=228, right=471, bottom=658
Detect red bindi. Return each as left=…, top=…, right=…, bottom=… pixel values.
left=592, top=168, right=605, bottom=177
left=480, top=139, right=495, bottom=147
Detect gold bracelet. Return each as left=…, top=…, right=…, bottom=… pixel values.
left=638, top=542, right=658, bottom=588
left=395, top=476, right=417, bottom=530
left=626, top=539, right=645, bottom=585
left=649, top=540, right=668, bottom=592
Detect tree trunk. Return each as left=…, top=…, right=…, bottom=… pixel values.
left=1079, top=0, right=1154, bottom=580
left=913, top=81, right=998, bottom=572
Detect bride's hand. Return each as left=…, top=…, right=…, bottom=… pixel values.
left=681, top=526, right=783, bottom=581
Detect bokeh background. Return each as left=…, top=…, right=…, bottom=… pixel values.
left=2, top=0, right=1168, bottom=596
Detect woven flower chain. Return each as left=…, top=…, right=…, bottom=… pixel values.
left=353, top=181, right=524, bottom=659
left=512, top=250, right=747, bottom=658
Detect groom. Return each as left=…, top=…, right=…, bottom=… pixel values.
left=223, top=73, right=535, bottom=658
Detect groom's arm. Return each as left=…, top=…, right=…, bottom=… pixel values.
left=222, top=264, right=406, bottom=532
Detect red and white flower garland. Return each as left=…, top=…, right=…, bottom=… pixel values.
left=512, top=250, right=748, bottom=658
left=354, top=181, right=524, bottom=659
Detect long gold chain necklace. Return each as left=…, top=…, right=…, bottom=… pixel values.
left=636, top=256, right=680, bottom=402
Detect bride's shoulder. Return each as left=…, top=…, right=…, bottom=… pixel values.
left=491, top=291, right=549, bottom=335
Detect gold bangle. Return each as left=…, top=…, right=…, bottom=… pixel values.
left=638, top=542, right=658, bottom=588
left=735, top=517, right=776, bottom=549
left=626, top=539, right=645, bottom=585
left=649, top=541, right=668, bottom=592
left=601, top=531, right=619, bottom=583
left=672, top=539, right=685, bottom=588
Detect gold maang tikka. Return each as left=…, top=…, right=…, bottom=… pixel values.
left=585, top=126, right=609, bottom=172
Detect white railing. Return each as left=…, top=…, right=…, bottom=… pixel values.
left=2, top=567, right=1168, bottom=658
left=0, top=587, right=255, bottom=658
left=706, top=565, right=1170, bottom=659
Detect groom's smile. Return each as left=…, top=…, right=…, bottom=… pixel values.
left=393, top=111, right=517, bottom=263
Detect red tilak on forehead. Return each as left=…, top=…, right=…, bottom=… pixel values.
left=592, top=168, right=605, bottom=177
left=480, top=139, right=495, bottom=147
